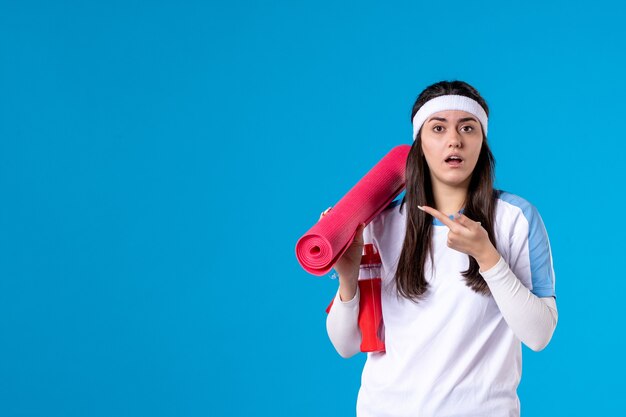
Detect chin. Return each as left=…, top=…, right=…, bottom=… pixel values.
left=439, top=175, right=472, bottom=188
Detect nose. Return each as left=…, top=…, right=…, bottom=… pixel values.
left=447, top=130, right=462, bottom=148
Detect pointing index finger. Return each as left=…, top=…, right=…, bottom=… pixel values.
left=417, top=205, right=458, bottom=229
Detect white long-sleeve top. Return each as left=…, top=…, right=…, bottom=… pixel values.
left=326, top=190, right=558, bottom=417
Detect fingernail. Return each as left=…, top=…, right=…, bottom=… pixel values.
left=417, top=205, right=424, bottom=211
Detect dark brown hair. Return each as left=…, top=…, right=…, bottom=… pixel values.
left=394, top=80, right=498, bottom=301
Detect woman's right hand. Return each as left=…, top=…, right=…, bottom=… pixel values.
left=319, top=207, right=365, bottom=299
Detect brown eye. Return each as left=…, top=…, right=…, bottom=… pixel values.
left=433, top=125, right=444, bottom=132
left=461, top=125, right=474, bottom=132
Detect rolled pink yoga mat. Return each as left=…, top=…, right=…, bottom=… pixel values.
left=295, top=145, right=411, bottom=276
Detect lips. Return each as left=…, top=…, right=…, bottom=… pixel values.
left=445, top=155, right=464, bottom=166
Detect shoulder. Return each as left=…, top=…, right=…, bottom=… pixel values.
left=379, top=193, right=406, bottom=223
left=370, top=190, right=406, bottom=226
left=494, top=189, right=543, bottom=225
left=363, top=194, right=405, bottom=243
left=496, top=189, right=535, bottom=213
left=494, top=189, right=549, bottom=241
left=383, top=197, right=403, bottom=213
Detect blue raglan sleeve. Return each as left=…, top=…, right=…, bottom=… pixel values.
left=507, top=199, right=557, bottom=299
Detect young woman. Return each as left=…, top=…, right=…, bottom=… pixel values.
left=322, top=80, right=558, bottom=417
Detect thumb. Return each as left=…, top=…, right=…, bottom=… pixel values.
left=355, top=222, right=366, bottom=242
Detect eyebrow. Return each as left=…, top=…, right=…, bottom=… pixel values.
left=428, top=116, right=478, bottom=124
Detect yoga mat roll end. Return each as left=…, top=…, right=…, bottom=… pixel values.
left=296, top=144, right=411, bottom=276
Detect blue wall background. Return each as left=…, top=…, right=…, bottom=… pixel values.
left=1, top=0, right=624, bottom=415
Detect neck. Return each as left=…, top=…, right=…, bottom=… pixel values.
left=431, top=180, right=469, bottom=216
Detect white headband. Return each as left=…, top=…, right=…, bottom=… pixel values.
left=412, top=94, right=488, bottom=141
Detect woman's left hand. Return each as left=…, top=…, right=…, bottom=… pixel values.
left=417, top=205, right=501, bottom=271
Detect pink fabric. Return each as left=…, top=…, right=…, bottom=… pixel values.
left=295, top=145, right=411, bottom=275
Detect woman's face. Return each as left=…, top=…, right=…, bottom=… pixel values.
left=420, top=110, right=484, bottom=190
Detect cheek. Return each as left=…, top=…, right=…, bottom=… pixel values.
left=471, top=143, right=484, bottom=161
left=421, top=139, right=441, bottom=160
left=465, top=144, right=483, bottom=169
